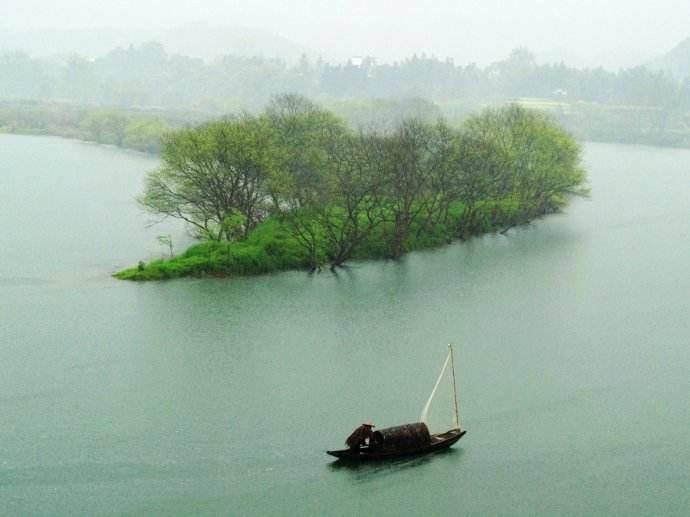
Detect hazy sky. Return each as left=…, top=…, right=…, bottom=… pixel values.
left=3, top=0, right=690, bottom=66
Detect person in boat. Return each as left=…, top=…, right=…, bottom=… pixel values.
left=346, top=421, right=375, bottom=449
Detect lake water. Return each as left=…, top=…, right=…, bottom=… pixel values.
left=1, top=134, right=688, bottom=515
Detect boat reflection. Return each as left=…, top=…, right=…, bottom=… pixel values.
left=327, top=447, right=464, bottom=480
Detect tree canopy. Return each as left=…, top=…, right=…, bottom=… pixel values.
left=137, top=95, right=588, bottom=273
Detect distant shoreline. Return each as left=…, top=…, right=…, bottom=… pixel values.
left=4, top=98, right=690, bottom=153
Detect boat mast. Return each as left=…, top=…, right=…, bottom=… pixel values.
left=449, top=344, right=461, bottom=430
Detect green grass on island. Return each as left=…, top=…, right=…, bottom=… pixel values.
left=115, top=199, right=540, bottom=281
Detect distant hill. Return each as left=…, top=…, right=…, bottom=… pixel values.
left=0, top=23, right=310, bottom=63
left=647, top=37, right=690, bottom=79
left=158, top=23, right=309, bottom=63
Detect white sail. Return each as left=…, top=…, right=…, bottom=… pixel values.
left=420, top=345, right=461, bottom=430
left=419, top=350, right=451, bottom=423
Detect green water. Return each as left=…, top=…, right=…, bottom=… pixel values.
left=1, top=135, right=689, bottom=516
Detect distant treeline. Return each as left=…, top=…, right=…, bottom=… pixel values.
left=117, top=96, right=588, bottom=280
left=1, top=44, right=687, bottom=110
left=6, top=95, right=690, bottom=155
left=3, top=44, right=690, bottom=148
left=0, top=98, right=451, bottom=153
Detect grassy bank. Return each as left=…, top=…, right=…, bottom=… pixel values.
left=5, top=98, right=690, bottom=153
left=512, top=98, right=690, bottom=149
left=115, top=199, right=532, bottom=281
left=0, top=100, right=211, bottom=153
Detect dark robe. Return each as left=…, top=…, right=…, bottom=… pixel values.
left=345, top=425, right=373, bottom=449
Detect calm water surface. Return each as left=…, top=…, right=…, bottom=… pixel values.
left=1, top=135, right=689, bottom=515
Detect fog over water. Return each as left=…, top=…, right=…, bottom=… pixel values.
left=2, top=2, right=690, bottom=515
left=2, top=0, right=690, bottom=67
left=1, top=136, right=689, bottom=516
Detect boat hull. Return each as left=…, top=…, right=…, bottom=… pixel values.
left=327, top=429, right=466, bottom=461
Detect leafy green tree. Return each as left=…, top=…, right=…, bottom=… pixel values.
left=379, top=119, right=438, bottom=258
left=505, top=107, right=588, bottom=215
left=265, top=94, right=351, bottom=268
left=415, top=119, right=462, bottom=231
left=139, top=115, right=279, bottom=241
left=316, top=132, right=388, bottom=268
left=278, top=207, right=326, bottom=271
left=461, top=105, right=588, bottom=233
left=264, top=94, right=350, bottom=209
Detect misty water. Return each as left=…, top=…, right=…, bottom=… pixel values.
left=1, top=134, right=688, bottom=515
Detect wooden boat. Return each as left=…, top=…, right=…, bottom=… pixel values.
left=326, top=425, right=466, bottom=460
left=327, top=344, right=467, bottom=461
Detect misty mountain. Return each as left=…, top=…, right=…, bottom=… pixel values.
left=0, top=23, right=309, bottom=63
left=158, top=23, right=309, bottom=63
left=647, top=37, right=690, bottom=79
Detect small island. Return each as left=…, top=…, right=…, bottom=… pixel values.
left=115, top=95, right=588, bottom=280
